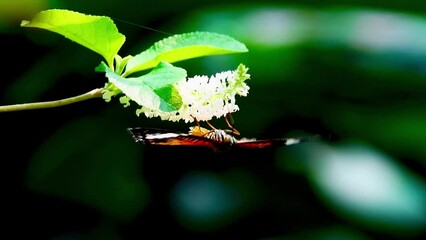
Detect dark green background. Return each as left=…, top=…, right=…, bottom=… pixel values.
left=2, top=0, right=426, bottom=239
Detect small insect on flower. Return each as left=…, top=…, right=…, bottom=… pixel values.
left=127, top=125, right=316, bottom=152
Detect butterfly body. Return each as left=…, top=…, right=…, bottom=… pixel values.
left=128, top=127, right=311, bottom=151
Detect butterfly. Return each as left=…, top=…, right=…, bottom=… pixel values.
left=127, top=126, right=315, bottom=151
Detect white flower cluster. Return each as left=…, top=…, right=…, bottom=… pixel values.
left=137, top=64, right=250, bottom=122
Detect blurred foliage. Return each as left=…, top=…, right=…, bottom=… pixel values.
left=278, top=142, right=426, bottom=237
left=2, top=0, right=426, bottom=239
left=26, top=110, right=148, bottom=221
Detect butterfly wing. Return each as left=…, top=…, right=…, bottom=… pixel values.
left=235, top=137, right=313, bottom=149
left=127, top=127, right=220, bottom=149
left=128, top=127, right=318, bottom=151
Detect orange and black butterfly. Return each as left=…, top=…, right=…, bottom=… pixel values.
left=128, top=126, right=315, bottom=151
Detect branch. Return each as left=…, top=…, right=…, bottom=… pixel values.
left=0, top=88, right=103, bottom=112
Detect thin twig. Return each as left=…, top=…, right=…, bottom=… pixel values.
left=0, top=88, right=103, bottom=112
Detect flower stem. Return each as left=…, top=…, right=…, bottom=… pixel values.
left=0, top=88, right=103, bottom=112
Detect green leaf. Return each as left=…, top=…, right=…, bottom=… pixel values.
left=21, top=9, right=125, bottom=67
left=124, top=32, right=248, bottom=76
left=101, top=62, right=186, bottom=112
left=153, top=85, right=183, bottom=111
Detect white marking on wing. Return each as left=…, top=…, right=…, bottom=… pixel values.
left=145, top=133, right=182, bottom=140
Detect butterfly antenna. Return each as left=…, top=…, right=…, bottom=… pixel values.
left=192, top=116, right=201, bottom=128
left=226, top=112, right=235, bottom=125
left=206, top=120, right=217, bottom=131
left=225, top=113, right=240, bottom=136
